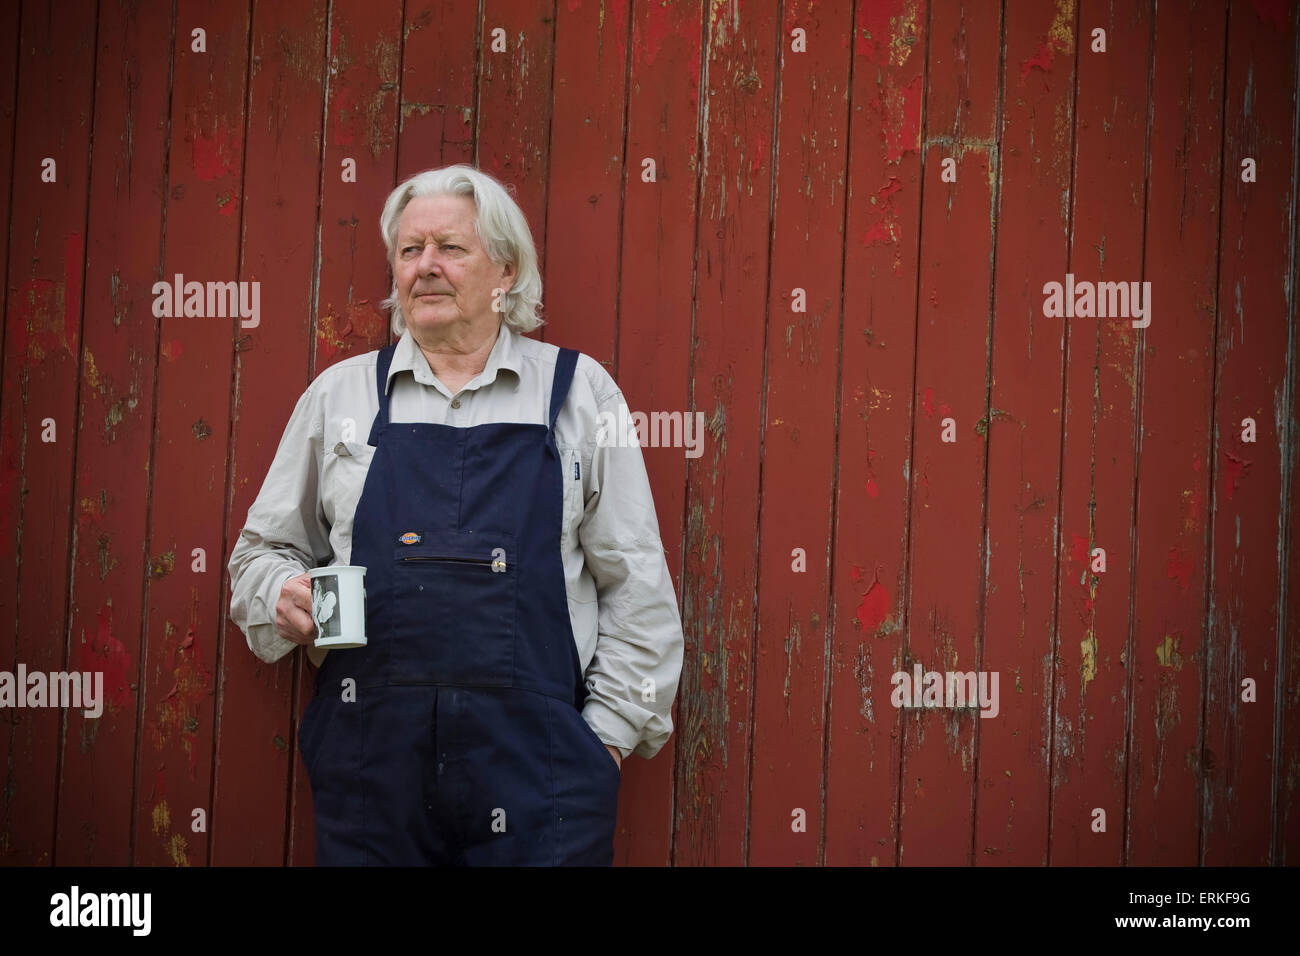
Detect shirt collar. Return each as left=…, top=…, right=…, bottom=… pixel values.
left=387, top=320, right=522, bottom=396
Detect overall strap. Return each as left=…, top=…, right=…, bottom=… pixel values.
left=548, top=348, right=579, bottom=435
left=367, top=343, right=398, bottom=446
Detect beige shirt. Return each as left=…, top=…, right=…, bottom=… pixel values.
left=227, top=322, right=684, bottom=759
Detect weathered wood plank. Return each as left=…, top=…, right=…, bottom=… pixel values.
left=612, top=0, right=703, bottom=866
left=674, top=0, right=779, bottom=866
left=133, top=0, right=251, bottom=867
left=1125, top=0, right=1226, bottom=865
left=1201, top=0, right=1296, bottom=865
left=975, top=0, right=1076, bottom=866
left=57, top=0, right=174, bottom=866
left=897, top=0, right=1001, bottom=866
left=1049, top=0, right=1151, bottom=866
left=0, top=0, right=98, bottom=864
left=826, top=0, right=927, bottom=869
left=748, top=0, right=852, bottom=867
left=213, top=0, right=328, bottom=866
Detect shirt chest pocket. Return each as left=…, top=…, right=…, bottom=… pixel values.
left=321, top=439, right=374, bottom=528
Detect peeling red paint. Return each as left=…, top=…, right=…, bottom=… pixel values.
left=1070, top=531, right=1089, bottom=567
left=1166, top=546, right=1193, bottom=591
left=77, top=603, right=133, bottom=709
left=856, top=0, right=907, bottom=62
left=922, top=386, right=935, bottom=418
left=634, top=0, right=678, bottom=70
left=865, top=476, right=879, bottom=498
left=1223, top=450, right=1252, bottom=500
left=850, top=565, right=863, bottom=583
left=885, top=74, right=924, bottom=164
left=1020, top=41, right=1058, bottom=80
left=190, top=126, right=241, bottom=182
left=856, top=580, right=891, bottom=632
left=161, top=340, right=183, bottom=361
left=862, top=219, right=896, bottom=246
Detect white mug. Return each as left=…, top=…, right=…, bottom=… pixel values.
left=308, top=565, right=368, bottom=649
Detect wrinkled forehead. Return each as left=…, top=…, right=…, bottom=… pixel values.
left=397, top=195, right=479, bottom=244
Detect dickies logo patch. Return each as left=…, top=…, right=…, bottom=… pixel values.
left=398, top=531, right=423, bottom=545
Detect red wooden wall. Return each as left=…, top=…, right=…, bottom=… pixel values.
left=1, top=0, right=1298, bottom=866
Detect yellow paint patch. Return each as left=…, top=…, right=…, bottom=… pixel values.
left=890, top=0, right=921, bottom=67
left=84, top=349, right=100, bottom=389
left=152, top=799, right=170, bottom=835
left=166, top=833, right=190, bottom=867
left=1156, top=634, right=1184, bottom=670
left=1080, top=633, right=1097, bottom=690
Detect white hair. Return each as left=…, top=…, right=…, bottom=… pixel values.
left=379, top=164, right=544, bottom=335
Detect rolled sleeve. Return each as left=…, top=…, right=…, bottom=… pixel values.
left=228, top=384, right=332, bottom=664
left=578, top=388, right=685, bottom=761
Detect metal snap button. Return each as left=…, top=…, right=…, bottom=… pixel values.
left=450, top=397, right=462, bottom=409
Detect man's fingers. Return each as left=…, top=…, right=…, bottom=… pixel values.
left=279, top=603, right=317, bottom=645
left=289, top=574, right=313, bottom=611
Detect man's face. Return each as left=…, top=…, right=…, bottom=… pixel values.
left=393, top=194, right=515, bottom=338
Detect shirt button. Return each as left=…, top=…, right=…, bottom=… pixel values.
left=450, top=397, right=462, bottom=409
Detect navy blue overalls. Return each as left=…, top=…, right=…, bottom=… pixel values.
left=296, top=342, right=621, bottom=865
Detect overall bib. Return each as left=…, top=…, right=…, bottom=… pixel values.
left=296, top=343, right=621, bottom=865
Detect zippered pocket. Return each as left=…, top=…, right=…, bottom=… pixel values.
left=392, top=530, right=513, bottom=572
left=389, top=529, right=518, bottom=682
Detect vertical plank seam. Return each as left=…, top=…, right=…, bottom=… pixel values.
left=969, top=0, right=1009, bottom=868
left=1, top=0, right=32, bottom=861
left=1269, top=0, right=1300, bottom=869
left=819, top=0, right=858, bottom=870
left=538, top=0, right=559, bottom=344
left=206, top=0, right=258, bottom=868
left=608, top=0, right=634, bottom=864
left=472, top=0, right=484, bottom=170
left=895, top=0, right=936, bottom=869
left=289, top=0, right=336, bottom=867
left=670, top=0, right=713, bottom=869
left=130, top=0, right=180, bottom=867
left=392, top=0, right=407, bottom=348
left=611, top=0, right=634, bottom=386
left=307, top=0, right=335, bottom=383
left=0, top=0, right=24, bottom=431
left=53, top=0, right=103, bottom=866
left=1121, top=0, right=1159, bottom=869
left=741, top=0, right=786, bottom=869
left=1044, top=0, right=1085, bottom=868
left=1196, top=0, right=1232, bottom=867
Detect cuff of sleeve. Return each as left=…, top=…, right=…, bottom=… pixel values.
left=247, top=621, right=299, bottom=664
left=581, top=697, right=638, bottom=760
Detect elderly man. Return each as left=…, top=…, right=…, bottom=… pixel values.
left=227, top=164, right=684, bottom=866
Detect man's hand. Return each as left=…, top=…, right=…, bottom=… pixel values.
left=605, top=744, right=622, bottom=772
left=276, top=572, right=318, bottom=646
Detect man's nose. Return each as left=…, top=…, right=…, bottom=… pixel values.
left=417, top=243, right=443, bottom=274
